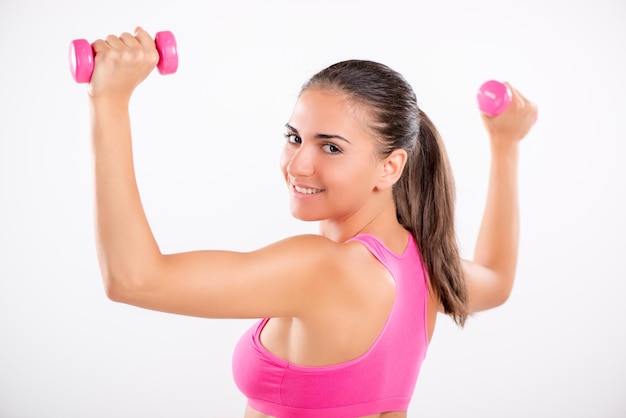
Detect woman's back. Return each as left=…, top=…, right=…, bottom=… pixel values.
left=233, top=232, right=433, bottom=417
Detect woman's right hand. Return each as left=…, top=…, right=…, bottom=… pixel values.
left=88, top=27, right=159, bottom=102
left=480, top=83, right=538, bottom=150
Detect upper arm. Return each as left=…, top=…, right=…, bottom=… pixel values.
left=462, top=259, right=514, bottom=313
left=107, top=234, right=347, bottom=319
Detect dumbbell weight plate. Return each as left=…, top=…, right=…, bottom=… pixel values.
left=69, top=39, right=94, bottom=83
left=155, top=31, right=178, bottom=75
left=477, top=80, right=512, bottom=117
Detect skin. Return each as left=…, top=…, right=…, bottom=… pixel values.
left=88, top=28, right=537, bottom=418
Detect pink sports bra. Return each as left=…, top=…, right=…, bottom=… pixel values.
left=232, top=232, right=429, bottom=417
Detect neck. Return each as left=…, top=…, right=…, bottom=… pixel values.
left=318, top=194, right=404, bottom=245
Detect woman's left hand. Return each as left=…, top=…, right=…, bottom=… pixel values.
left=481, top=83, right=538, bottom=151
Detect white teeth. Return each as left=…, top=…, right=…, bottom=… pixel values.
left=294, top=185, right=323, bottom=194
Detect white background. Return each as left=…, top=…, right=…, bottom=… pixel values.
left=1, top=0, right=625, bottom=417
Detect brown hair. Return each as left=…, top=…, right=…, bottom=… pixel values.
left=302, top=60, right=468, bottom=326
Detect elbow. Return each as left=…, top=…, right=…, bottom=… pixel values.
left=492, top=287, right=512, bottom=308
left=103, top=277, right=127, bottom=303
left=467, top=274, right=515, bottom=313
left=491, top=278, right=515, bottom=308
left=99, top=263, right=149, bottom=304
left=102, top=272, right=132, bottom=303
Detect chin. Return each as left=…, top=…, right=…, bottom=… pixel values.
left=289, top=207, right=324, bottom=222
left=290, top=212, right=322, bottom=222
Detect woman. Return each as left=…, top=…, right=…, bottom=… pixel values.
left=88, top=28, right=537, bottom=417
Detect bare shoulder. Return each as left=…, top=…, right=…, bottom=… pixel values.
left=259, top=234, right=378, bottom=282
left=253, top=234, right=352, bottom=272
left=260, top=233, right=368, bottom=262
left=263, top=234, right=392, bottom=291
left=265, top=233, right=343, bottom=253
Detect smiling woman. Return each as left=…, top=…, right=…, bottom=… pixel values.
left=86, top=28, right=536, bottom=417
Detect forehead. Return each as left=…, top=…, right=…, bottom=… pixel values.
left=289, top=88, right=373, bottom=138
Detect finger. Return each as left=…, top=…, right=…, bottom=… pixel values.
left=511, top=87, right=537, bottom=124
left=91, top=38, right=109, bottom=54
left=506, top=82, right=535, bottom=111
left=511, top=86, right=537, bottom=119
left=504, top=82, right=527, bottom=112
left=528, top=101, right=539, bottom=123
left=119, top=32, right=140, bottom=48
left=134, top=27, right=156, bottom=49
left=105, top=34, right=125, bottom=49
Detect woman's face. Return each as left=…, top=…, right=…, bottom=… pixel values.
left=280, top=88, right=383, bottom=222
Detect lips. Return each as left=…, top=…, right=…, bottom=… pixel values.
left=294, top=185, right=323, bottom=194
left=291, top=181, right=325, bottom=195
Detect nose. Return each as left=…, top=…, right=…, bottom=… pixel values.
left=283, top=145, right=315, bottom=178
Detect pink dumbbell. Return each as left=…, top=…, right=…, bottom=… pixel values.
left=69, top=30, right=178, bottom=83
left=476, top=80, right=511, bottom=117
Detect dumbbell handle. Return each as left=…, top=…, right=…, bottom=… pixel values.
left=69, top=30, right=178, bottom=83
left=476, top=80, right=511, bottom=117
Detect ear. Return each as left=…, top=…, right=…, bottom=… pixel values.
left=375, top=149, right=407, bottom=191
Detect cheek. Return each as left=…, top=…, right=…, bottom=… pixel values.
left=279, top=147, right=291, bottom=178
left=330, top=161, right=378, bottom=198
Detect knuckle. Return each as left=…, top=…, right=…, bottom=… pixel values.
left=147, top=50, right=160, bottom=65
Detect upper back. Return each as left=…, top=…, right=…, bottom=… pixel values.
left=232, top=232, right=430, bottom=416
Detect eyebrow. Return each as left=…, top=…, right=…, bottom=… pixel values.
left=285, top=123, right=352, bottom=144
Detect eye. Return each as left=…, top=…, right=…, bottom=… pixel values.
left=322, top=143, right=342, bottom=154
left=284, top=133, right=301, bottom=144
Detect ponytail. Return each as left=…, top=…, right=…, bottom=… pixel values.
left=394, top=109, right=468, bottom=326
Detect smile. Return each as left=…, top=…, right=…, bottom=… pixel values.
left=294, top=185, right=324, bottom=195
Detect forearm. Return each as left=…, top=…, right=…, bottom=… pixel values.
left=473, top=141, right=520, bottom=292
left=91, top=98, right=161, bottom=295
